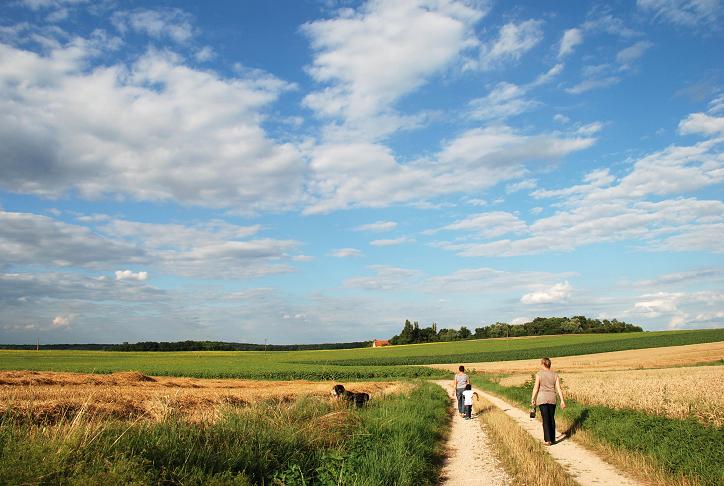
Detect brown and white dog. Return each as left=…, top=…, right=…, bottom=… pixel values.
left=331, top=384, right=370, bottom=408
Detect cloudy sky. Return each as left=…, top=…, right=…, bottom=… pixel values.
left=1, top=0, right=722, bottom=344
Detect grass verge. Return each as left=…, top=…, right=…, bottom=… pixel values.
left=471, top=375, right=724, bottom=486
left=0, top=381, right=450, bottom=485
left=473, top=395, right=577, bottom=486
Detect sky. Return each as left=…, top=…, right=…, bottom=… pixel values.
left=0, top=0, right=722, bottom=345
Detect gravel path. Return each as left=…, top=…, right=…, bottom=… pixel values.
left=437, top=382, right=511, bottom=486
left=472, top=386, right=644, bottom=486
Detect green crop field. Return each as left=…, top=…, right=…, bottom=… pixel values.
left=1, top=329, right=722, bottom=380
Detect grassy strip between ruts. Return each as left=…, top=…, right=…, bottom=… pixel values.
left=307, top=328, right=724, bottom=366
left=472, top=395, right=577, bottom=486
left=0, top=381, right=450, bottom=486
left=470, top=375, right=724, bottom=486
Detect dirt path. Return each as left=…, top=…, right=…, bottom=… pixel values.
left=472, top=386, right=643, bottom=486
left=436, top=381, right=511, bottom=486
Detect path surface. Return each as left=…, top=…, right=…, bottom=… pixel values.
left=470, top=385, right=643, bottom=486
left=437, top=382, right=511, bottom=486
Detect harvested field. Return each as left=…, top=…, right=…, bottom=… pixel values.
left=428, top=341, right=724, bottom=374
left=0, top=370, right=407, bottom=423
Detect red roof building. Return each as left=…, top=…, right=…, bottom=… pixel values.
left=372, top=339, right=390, bottom=348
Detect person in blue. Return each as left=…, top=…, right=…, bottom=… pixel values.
left=453, top=365, right=469, bottom=416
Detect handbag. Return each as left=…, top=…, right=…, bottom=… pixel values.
left=529, top=406, right=536, bottom=419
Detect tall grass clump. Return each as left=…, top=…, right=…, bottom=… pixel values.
left=471, top=374, right=724, bottom=486
left=0, top=383, right=450, bottom=485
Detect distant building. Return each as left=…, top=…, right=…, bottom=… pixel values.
left=372, top=339, right=390, bottom=348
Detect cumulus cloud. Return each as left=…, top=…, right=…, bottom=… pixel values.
left=112, top=8, right=194, bottom=43
left=302, top=0, right=485, bottom=140
left=468, top=82, right=539, bottom=120
left=51, top=315, right=72, bottom=328
left=0, top=210, right=143, bottom=269
left=0, top=38, right=304, bottom=213
left=521, top=281, right=573, bottom=304
left=115, top=270, right=148, bottom=281
left=558, top=28, right=583, bottom=58
left=678, top=113, right=724, bottom=135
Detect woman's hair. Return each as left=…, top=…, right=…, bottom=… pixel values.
left=541, top=357, right=552, bottom=369
left=459, top=365, right=465, bottom=372
left=465, top=384, right=472, bottom=390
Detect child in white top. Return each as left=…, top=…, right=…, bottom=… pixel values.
left=462, top=384, right=478, bottom=419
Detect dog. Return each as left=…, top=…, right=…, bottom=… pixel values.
left=331, top=384, right=370, bottom=408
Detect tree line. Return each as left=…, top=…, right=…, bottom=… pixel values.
left=0, top=340, right=372, bottom=352
left=389, top=316, right=643, bottom=345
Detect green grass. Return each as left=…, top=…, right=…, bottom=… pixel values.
left=0, top=382, right=450, bottom=486
left=306, top=329, right=724, bottom=366
left=2, top=329, right=721, bottom=380
left=470, top=374, right=724, bottom=486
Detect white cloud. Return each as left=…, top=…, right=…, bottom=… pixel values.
left=637, top=0, right=721, bottom=27
left=438, top=211, right=527, bottom=238
left=354, top=220, right=398, bottom=232
left=112, top=8, right=194, bottom=44
left=553, top=114, right=570, bottom=124
left=329, top=248, right=363, bottom=258
left=51, top=314, right=72, bottom=328
left=616, top=40, right=653, bottom=66
left=370, top=236, right=414, bottom=246
left=344, top=265, right=422, bottom=290
left=678, top=113, right=724, bottom=135
left=558, top=28, right=582, bottom=58
left=115, top=270, right=148, bottom=281
left=468, top=82, right=539, bottom=120
left=477, top=19, right=544, bottom=70
left=506, top=178, right=538, bottom=193
left=0, top=39, right=305, bottom=213
left=511, top=316, right=531, bottom=325
left=302, top=0, right=485, bottom=140
left=521, top=281, right=573, bottom=304
left=566, top=76, right=621, bottom=94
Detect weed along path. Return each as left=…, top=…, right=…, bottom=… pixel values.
left=436, top=381, right=511, bottom=486
left=470, top=386, right=643, bottom=486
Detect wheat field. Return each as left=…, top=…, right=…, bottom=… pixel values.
left=0, top=370, right=406, bottom=423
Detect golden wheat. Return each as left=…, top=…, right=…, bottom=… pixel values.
left=0, top=370, right=407, bottom=423
left=560, top=366, right=724, bottom=426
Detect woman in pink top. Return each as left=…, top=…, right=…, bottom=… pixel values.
left=530, top=357, right=566, bottom=445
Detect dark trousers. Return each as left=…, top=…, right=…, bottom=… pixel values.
left=455, top=388, right=465, bottom=413
left=539, top=403, right=556, bottom=443
left=464, top=404, right=472, bottom=419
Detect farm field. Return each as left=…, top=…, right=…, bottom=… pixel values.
left=429, top=340, right=724, bottom=373
left=0, top=370, right=409, bottom=423
left=468, top=347, right=724, bottom=486
left=1, top=328, right=722, bottom=380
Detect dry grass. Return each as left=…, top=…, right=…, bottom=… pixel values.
left=0, top=370, right=408, bottom=423
left=429, top=341, right=724, bottom=374
left=472, top=395, right=577, bottom=486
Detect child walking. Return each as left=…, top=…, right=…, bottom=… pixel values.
left=461, top=384, right=478, bottom=419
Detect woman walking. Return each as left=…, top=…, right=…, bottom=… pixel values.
left=453, top=365, right=469, bottom=417
left=530, top=357, right=566, bottom=445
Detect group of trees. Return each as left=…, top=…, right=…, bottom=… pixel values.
left=389, top=316, right=643, bottom=345
left=0, top=340, right=372, bottom=352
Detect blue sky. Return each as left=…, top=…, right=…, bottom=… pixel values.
left=0, top=0, right=722, bottom=344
